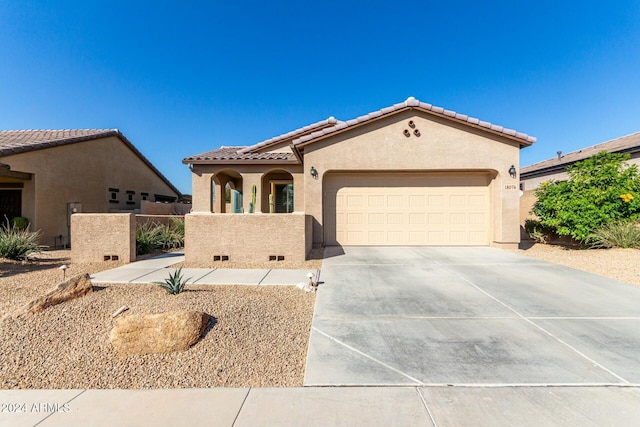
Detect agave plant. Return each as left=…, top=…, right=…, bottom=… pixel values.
left=154, top=267, right=191, bottom=295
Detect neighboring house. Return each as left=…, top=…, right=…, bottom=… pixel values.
left=0, top=129, right=180, bottom=247
left=519, top=131, right=640, bottom=226
left=182, top=97, right=536, bottom=264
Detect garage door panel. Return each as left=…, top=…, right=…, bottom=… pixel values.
left=326, top=173, right=491, bottom=246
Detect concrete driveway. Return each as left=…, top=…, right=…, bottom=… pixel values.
left=304, top=246, right=640, bottom=386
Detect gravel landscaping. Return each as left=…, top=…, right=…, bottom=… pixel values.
left=514, top=242, right=640, bottom=287
left=1, top=243, right=638, bottom=390
left=0, top=251, right=315, bottom=389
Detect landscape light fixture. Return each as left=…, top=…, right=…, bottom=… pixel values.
left=59, top=264, right=69, bottom=280
left=508, top=165, right=517, bottom=178
left=310, top=166, right=318, bottom=179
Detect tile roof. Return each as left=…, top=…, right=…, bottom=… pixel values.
left=183, top=146, right=296, bottom=162
left=0, top=129, right=117, bottom=156
left=0, top=129, right=181, bottom=196
left=292, top=97, right=537, bottom=147
left=239, top=117, right=340, bottom=154
left=521, top=131, right=640, bottom=176
left=184, top=97, right=537, bottom=164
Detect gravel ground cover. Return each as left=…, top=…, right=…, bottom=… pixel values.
left=0, top=250, right=315, bottom=389
left=514, top=242, right=640, bottom=287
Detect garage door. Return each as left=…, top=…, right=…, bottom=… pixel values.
left=325, top=173, right=491, bottom=246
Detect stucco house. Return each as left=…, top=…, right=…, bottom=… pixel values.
left=0, top=129, right=180, bottom=247
left=519, top=131, right=640, bottom=227
left=183, top=97, right=536, bottom=264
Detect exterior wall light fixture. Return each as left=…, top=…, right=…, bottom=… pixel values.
left=310, top=166, right=318, bottom=179
left=508, top=165, right=517, bottom=178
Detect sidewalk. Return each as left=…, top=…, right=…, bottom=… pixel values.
left=3, top=386, right=640, bottom=426
left=90, top=251, right=318, bottom=286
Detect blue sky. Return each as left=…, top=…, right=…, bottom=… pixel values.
left=1, top=1, right=639, bottom=194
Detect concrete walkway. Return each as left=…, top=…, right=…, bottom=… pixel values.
left=3, top=386, right=640, bottom=426
left=90, top=251, right=317, bottom=286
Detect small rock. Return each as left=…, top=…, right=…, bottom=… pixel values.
left=13, top=273, right=92, bottom=317
left=109, top=311, right=209, bottom=356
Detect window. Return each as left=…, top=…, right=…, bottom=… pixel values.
left=141, top=192, right=149, bottom=201
left=109, top=188, right=119, bottom=203
left=126, top=190, right=135, bottom=205
left=270, top=181, right=294, bottom=213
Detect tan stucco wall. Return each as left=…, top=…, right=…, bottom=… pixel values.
left=71, top=213, right=135, bottom=263
left=302, top=110, right=522, bottom=248
left=1, top=136, right=179, bottom=247
left=140, top=200, right=191, bottom=215
left=520, top=190, right=538, bottom=224
left=521, top=170, right=568, bottom=191
left=184, top=212, right=311, bottom=264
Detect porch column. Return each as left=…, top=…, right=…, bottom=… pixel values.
left=292, top=172, right=304, bottom=213
left=216, top=176, right=228, bottom=213
left=191, top=170, right=214, bottom=213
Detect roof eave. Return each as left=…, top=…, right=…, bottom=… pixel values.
left=0, top=130, right=119, bottom=157
left=522, top=145, right=640, bottom=176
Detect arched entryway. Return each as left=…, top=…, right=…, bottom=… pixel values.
left=212, top=169, right=243, bottom=213
left=261, top=170, right=294, bottom=213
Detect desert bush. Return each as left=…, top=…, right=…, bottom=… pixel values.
left=587, top=221, right=640, bottom=248
left=135, top=218, right=185, bottom=255
left=136, top=222, right=161, bottom=255
left=11, top=216, right=29, bottom=230
left=154, top=267, right=190, bottom=295
left=153, top=218, right=184, bottom=250
left=533, top=152, right=640, bottom=242
left=0, top=222, right=43, bottom=260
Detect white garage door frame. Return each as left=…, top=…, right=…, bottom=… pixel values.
left=323, top=171, right=493, bottom=246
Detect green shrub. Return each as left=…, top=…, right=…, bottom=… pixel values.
left=533, top=152, right=640, bottom=242
left=587, top=221, right=640, bottom=248
left=155, top=218, right=184, bottom=250
left=136, top=222, right=161, bottom=255
left=154, top=267, right=190, bottom=295
left=0, top=223, right=43, bottom=260
left=11, top=217, right=29, bottom=230
left=135, top=218, right=185, bottom=255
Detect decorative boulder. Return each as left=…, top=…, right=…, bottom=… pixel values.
left=14, top=273, right=93, bottom=317
left=109, top=311, right=209, bottom=356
